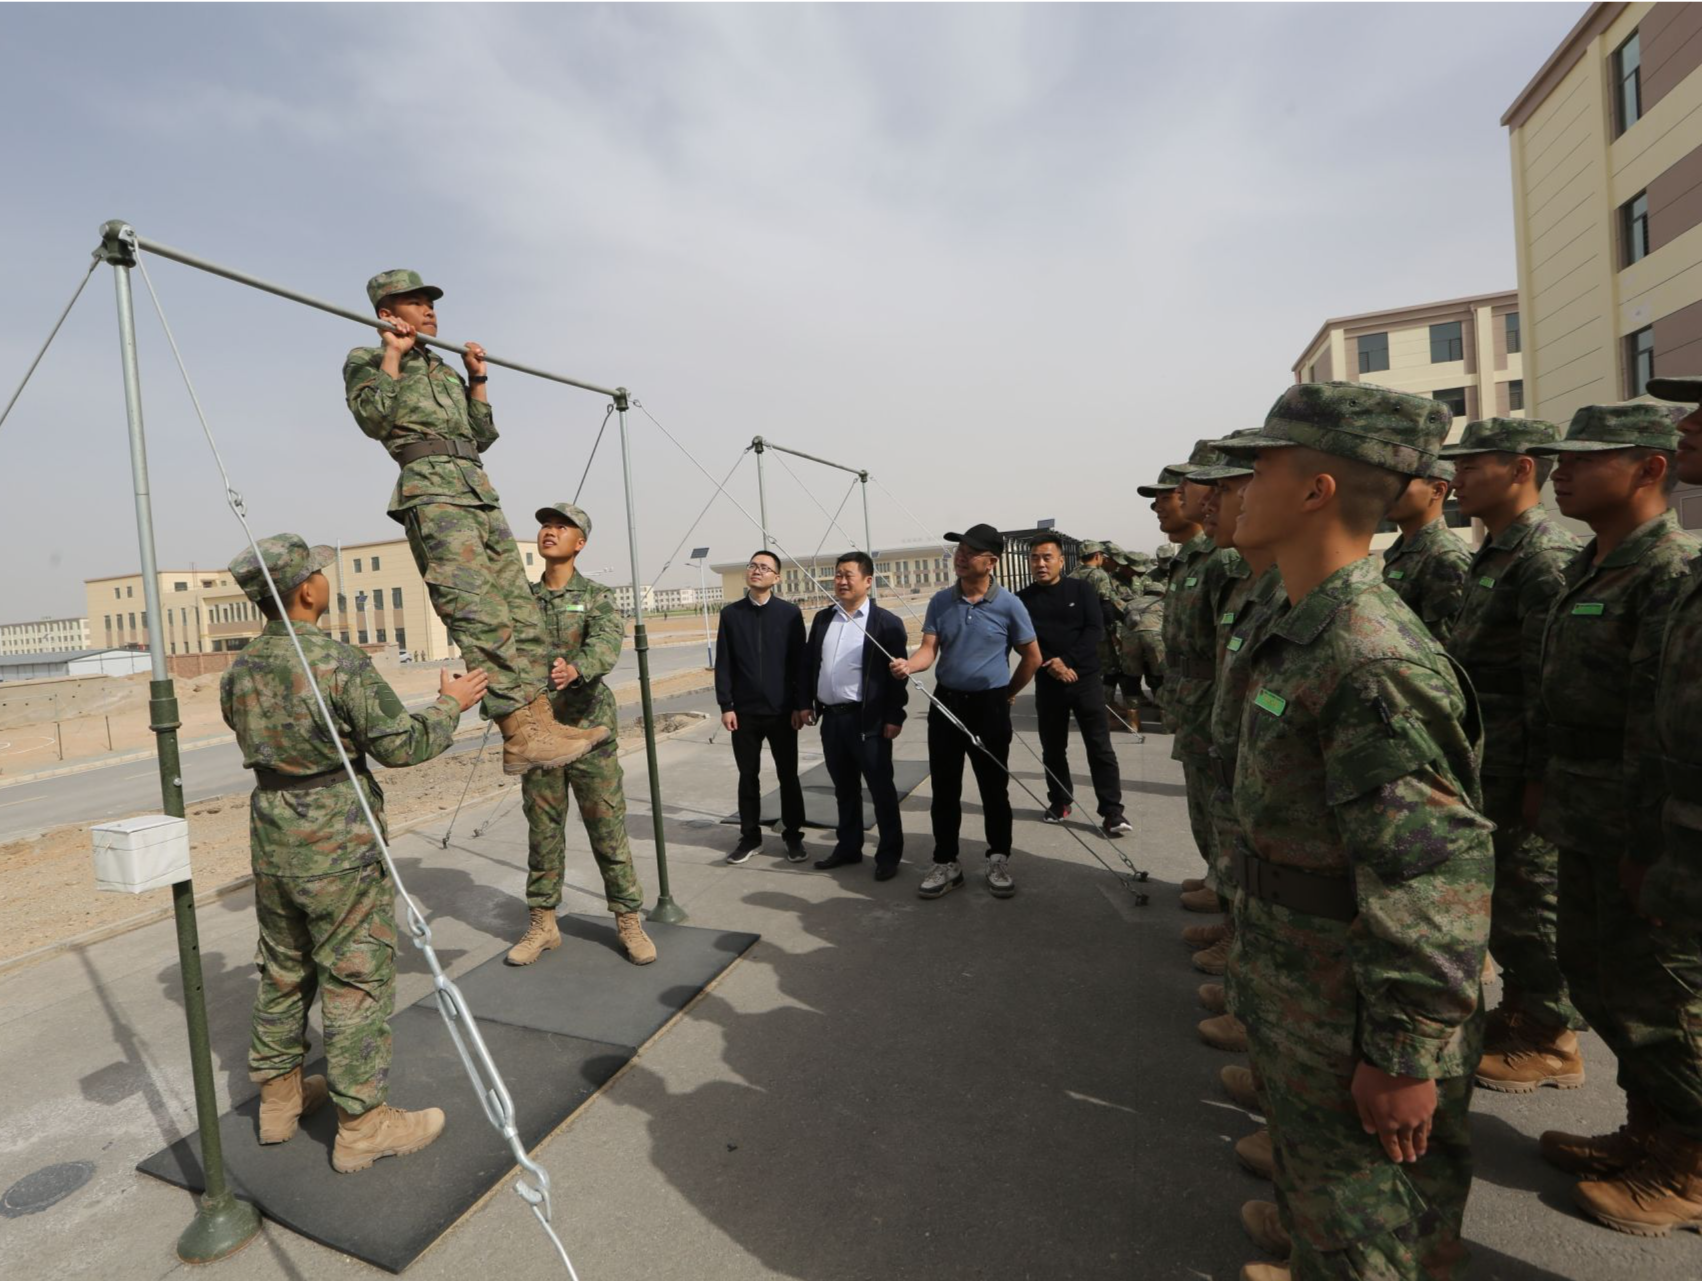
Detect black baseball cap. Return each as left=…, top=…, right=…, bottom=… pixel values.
left=945, top=523, right=1004, bottom=555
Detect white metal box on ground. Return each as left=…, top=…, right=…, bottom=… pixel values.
left=91, top=814, right=191, bottom=894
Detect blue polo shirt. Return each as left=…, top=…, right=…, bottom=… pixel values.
left=923, top=581, right=1036, bottom=692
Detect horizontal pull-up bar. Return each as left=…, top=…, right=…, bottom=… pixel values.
left=95, top=221, right=626, bottom=406
left=750, top=434, right=866, bottom=480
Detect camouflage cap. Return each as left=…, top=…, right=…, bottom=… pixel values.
left=1172, top=437, right=1227, bottom=478
left=1189, top=428, right=1261, bottom=481
left=1136, top=466, right=1188, bottom=497
left=1425, top=458, right=1456, bottom=483
left=1528, top=402, right=1683, bottom=454
left=535, top=501, right=592, bottom=537
left=230, top=534, right=335, bottom=607
left=1648, top=376, right=1702, bottom=405
left=1439, top=417, right=1561, bottom=458
left=1217, top=382, right=1448, bottom=477
left=1078, top=539, right=1104, bottom=555
left=366, top=269, right=443, bottom=309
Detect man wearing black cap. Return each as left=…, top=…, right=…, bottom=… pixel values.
left=890, top=524, right=1041, bottom=899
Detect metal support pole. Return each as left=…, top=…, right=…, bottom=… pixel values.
left=617, top=394, right=685, bottom=925
left=99, top=220, right=260, bottom=1263
left=752, top=436, right=771, bottom=550
left=697, top=557, right=713, bottom=670
left=860, top=472, right=873, bottom=573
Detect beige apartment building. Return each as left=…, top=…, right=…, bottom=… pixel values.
left=0, top=615, right=91, bottom=657
left=1504, top=2, right=1702, bottom=525
left=714, top=549, right=952, bottom=613
left=1291, top=291, right=1527, bottom=429
left=85, top=536, right=540, bottom=662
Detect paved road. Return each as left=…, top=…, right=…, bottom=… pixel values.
left=0, top=642, right=713, bottom=840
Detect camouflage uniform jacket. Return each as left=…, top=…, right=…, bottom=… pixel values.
left=1070, top=563, right=1122, bottom=668
left=531, top=571, right=623, bottom=737
left=1165, top=539, right=1247, bottom=759
left=1231, top=557, right=1492, bottom=1079
left=1444, top=505, right=1579, bottom=780
left=343, top=344, right=501, bottom=521
left=1534, top=509, right=1700, bottom=858
left=1641, top=562, right=1702, bottom=922
left=1208, top=562, right=1285, bottom=795
left=1382, top=517, right=1471, bottom=642
left=221, top=620, right=462, bottom=877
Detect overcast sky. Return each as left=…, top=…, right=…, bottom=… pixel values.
left=0, top=2, right=1582, bottom=619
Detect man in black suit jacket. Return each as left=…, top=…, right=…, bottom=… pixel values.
left=796, top=551, right=909, bottom=880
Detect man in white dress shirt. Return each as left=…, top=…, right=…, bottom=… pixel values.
left=797, top=552, right=911, bottom=880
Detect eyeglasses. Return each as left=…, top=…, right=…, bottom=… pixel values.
left=746, top=562, right=778, bottom=573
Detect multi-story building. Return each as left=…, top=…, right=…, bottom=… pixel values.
left=1291, top=291, right=1527, bottom=427
left=0, top=616, right=90, bottom=657
left=714, top=548, right=953, bottom=613
left=1503, top=2, right=1702, bottom=525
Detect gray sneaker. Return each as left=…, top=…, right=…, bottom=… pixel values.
left=986, top=852, right=1015, bottom=898
left=918, top=860, right=963, bottom=899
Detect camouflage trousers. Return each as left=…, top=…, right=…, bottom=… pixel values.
left=521, top=739, right=644, bottom=914
left=1180, top=754, right=1215, bottom=876
left=1250, top=1029, right=1475, bottom=1280
left=249, top=861, right=396, bottom=1116
left=1481, top=775, right=1581, bottom=1030
left=1116, top=628, right=1165, bottom=693
left=1558, top=846, right=1702, bottom=1139
left=403, top=501, right=548, bottom=719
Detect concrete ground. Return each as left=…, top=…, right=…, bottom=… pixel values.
left=0, top=683, right=1696, bottom=1279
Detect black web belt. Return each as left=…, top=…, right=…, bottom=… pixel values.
left=1230, top=847, right=1356, bottom=922
left=393, top=437, right=481, bottom=466
left=254, top=760, right=370, bottom=792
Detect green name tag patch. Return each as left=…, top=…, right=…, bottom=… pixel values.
left=1184, top=576, right=1198, bottom=588
left=1227, top=636, right=1244, bottom=653
left=1572, top=602, right=1605, bottom=616
left=1387, top=569, right=1406, bottom=580
left=1478, top=575, right=1495, bottom=589
left=1254, top=689, right=1287, bottom=717
left=1220, top=611, right=1236, bottom=625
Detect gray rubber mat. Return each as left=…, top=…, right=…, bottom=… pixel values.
left=137, top=915, right=759, bottom=1273
left=721, top=757, right=930, bottom=828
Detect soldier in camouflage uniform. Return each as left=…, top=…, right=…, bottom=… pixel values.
left=221, top=534, right=489, bottom=1172
left=1220, top=384, right=1493, bottom=1281
left=1439, top=418, right=1586, bottom=1092
left=1164, top=441, right=1248, bottom=927
left=508, top=502, right=657, bottom=968
left=1070, top=540, right=1130, bottom=722
left=1115, top=551, right=1167, bottom=713
left=1524, top=402, right=1702, bottom=1230
left=343, top=269, right=605, bottom=775
left=1578, top=375, right=1702, bottom=1235
left=1381, top=459, right=1471, bottom=643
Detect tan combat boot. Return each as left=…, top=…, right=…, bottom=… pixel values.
left=1241, top=1200, right=1292, bottom=1258
left=332, top=1103, right=446, bottom=1173
left=257, top=1067, right=329, bottom=1144
left=615, top=911, right=657, bottom=965
left=506, top=907, right=562, bottom=966
left=1574, top=1132, right=1702, bottom=1237
left=1199, top=1013, right=1249, bottom=1053
left=1239, top=1264, right=1291, bottom=1281
left=1541, top=1094, right=1660, bottom=1177
left=1183, top=919, right=1232, bottom=949
left=1198, top=982, right=1228, bottom=1014
left=1193, top=937, right=1230, bottom=976
left=1180, top=876, right=1208, bottom=894
left=497, top=694, right=610, bottom=775
left=1180, top=886, right=1221, bottom=913
left=1236, top=1127, right=1275, bottom=1180
left=1222, top=1064, right=1263, bottom=1112
left=1474, top=1015, right=1584, bottom=1093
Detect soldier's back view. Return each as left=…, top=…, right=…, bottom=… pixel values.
left=221, top=535, right=488, bottom=1172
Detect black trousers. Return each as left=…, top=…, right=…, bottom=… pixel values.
left=731, top=712, right=805, bottom=840
left=819, top=707, right=903, bottom=865
left=927, top=687, right=1013, bottom=862
left=1035, top=675, right=1124, bottom=820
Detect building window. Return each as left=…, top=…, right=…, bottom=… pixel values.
left=395, top=628, right=407, bottom=651
left=201, top=579, right=214, bottom=588
left=1509, top=379, right=1524, bottom=411
left=338, top=593, right=348, bottom=613
left=353, top=558, right=362, bottom=573
left=525, top=552, right=534, bottom=565
left=358, top=629, right=369, bottom=644
left=1433, top=387, right=1468, bottom=419
left=173, top=581, right=188, bottom=591
left=1357, top=332, right=1389, bottom=374
left=104, top=615, right=111, bottom=631
left=340, top=630, right=350, bottom=643
left=1506, top=313, right=1520, bottom=354
left=126, top=585, right=133, bottom=597
left=1622, top=192, right=1650, bottom=266
left=1614, top=30, right=1642, bottom=136
left=1429, top=322, right=1465, bottom=363
left=1627, top=326, right=1655, bottom=397
left=129, top=612, right=136, bottom=630
left=114, top=587, right=121, bottom=599
left=170, top=642, right=176, bottom=654
left=377, top=629, right=387, bottom=643
left=370, top=555, right=380, bottom=571
left=391, top=587, right=402, bottom=609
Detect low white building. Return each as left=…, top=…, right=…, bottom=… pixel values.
left=0, top=648, right=154, bottom=683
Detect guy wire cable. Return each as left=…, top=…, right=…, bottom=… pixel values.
left=631, top=398, right=1148, bottom=898
left=437, top=721, right=496, bottom=849
left=644, top=447, right=750, bottom=587
left=134, top=250, right=582, bottom=1277
left=0, top=254, right=100, bottom=434
left=573, top=404, right=615, bottom=505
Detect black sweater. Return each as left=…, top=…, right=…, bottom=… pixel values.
left=1016, top=576, right=1106, bottom=676
left=714, top=594, right=806, bottom=715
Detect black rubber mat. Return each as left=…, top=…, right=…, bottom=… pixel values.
left=721, top=757, right=930, bottom=828
left=137, top=915, right=759, bottom=1273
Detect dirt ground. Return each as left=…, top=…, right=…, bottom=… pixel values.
left=0, top=706, right=706, bottom=969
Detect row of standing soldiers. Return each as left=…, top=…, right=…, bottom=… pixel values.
left=1067, top=540, right=1169, bottom=728
left=1103, top=377, right=1702, bottom=1281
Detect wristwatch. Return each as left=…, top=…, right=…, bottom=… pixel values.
left=469, top=375, right=489, bottom=385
